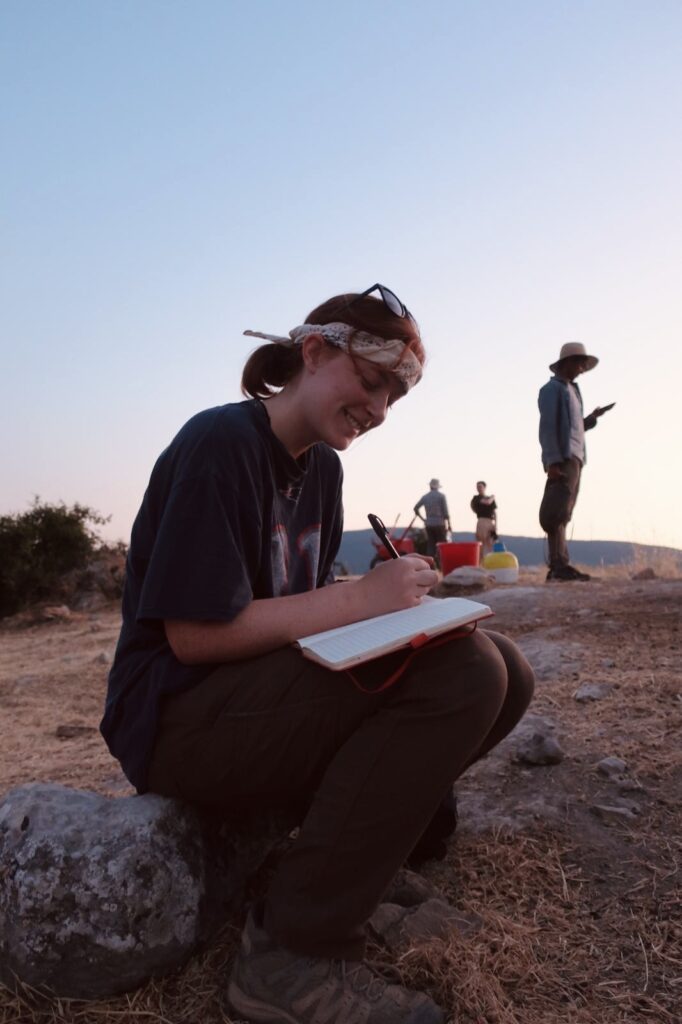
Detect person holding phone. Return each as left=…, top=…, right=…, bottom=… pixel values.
left=538, top=341, right=614, bottom=581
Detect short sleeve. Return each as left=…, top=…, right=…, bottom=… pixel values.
left=137, top=473, right=259, bottom=624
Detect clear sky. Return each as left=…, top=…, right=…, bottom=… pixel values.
left=2, top=1, right=681, bottom=551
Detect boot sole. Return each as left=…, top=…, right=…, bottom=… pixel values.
left=226, top=980, right=299, bottom=1023
left=226, top=980, right=444, bottom=1024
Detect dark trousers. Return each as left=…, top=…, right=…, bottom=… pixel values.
left=425, top=524, right=447, bottom=560
left=148, top=629, right=534, bottom=959
left=539, top=456, right=582, bottom=569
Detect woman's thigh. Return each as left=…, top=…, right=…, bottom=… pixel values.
left=147, top=647, right=382, bottom=809
left=147, top=629, right=534, bottom=809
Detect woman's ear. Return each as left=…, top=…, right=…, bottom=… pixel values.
left=300, top=333, right=327, bottom=372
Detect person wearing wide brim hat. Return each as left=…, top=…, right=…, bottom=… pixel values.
left=414, top=478, right=451, bottom=562
left=538, top=341, right=615, bottom=582
left=549, top=341, right=599, bottom=374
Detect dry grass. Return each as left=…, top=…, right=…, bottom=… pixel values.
left=517, top=547, right=682, bottom=582
left=419, top=830, right=681, bottom=1024
left=2, top=581, right=680, bottom=1024
left=587, top=548, right=682, bottom=581
left=3, top=827, right=679, bottom=1024
left=0, top=927, right=241, bottom=1024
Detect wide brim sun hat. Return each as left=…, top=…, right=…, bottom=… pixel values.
left=550, top=341, right=598, bottom=373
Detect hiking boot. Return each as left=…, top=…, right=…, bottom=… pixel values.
left=226, top=907, right=445, bottom=1023
left=566, top=565, right=591, bottom=581
left=546, top=566, right=591, bottom=582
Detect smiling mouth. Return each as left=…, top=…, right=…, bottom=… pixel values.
left=344, top=409, right=368, bottom=433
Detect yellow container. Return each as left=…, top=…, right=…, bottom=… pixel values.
left=482, top=545, right=519, bottom=584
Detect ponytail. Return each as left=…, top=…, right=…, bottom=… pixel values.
left=241, top=343, right=304, bottom=399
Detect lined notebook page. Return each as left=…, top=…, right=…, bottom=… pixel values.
left=296, top=597, right=491, bottom=668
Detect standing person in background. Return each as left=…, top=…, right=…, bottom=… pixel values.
left=413, top=478, right=451, bottom=561
left=538, top=341, right=614, bottom=582
left=470, top=481, right=497, bottom=560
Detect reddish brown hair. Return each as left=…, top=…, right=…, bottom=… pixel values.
left=241, top=343, right=304, bottom=400
left=306, top=293, right=424, bottom=367
left=241, top=292, right=424, bottom=399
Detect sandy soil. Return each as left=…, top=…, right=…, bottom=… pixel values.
left=1, top=573, right=680, bottom=1023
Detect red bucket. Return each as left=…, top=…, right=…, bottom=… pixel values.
left=437, top=541, right=481, bottom=574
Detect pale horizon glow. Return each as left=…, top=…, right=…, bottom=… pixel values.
left=1, top=2, right=681, bottom=552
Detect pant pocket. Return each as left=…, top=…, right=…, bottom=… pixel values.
left=182, top=695, right=356, bottom=810
left=540, top=480, right=571, bottom=530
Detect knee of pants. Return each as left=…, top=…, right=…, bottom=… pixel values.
left=489, top=632, right=536, bottom=714
left=539, top=505, right=567, bottom=532
left=511, top=655, right=535, bottom=713
left=403, top=630, right=510, bottom=718
left=539, top=486, right=571, bottom=530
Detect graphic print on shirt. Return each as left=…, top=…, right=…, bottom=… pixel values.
left=270, top=522, right=322, bottom=596
left=297, top=524, right=322, bottom=590
left=271, top=524, right=290, bottom=596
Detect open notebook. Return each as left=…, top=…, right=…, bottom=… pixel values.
left=295, top=596, right=493, bottom=670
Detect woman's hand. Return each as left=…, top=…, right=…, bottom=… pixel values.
left=355, top=554, right=439, bottom=615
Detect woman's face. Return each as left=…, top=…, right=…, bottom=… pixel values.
left=302, top=343, right=406, bottom=451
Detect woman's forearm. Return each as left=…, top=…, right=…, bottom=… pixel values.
left=165, top=580, right=369, bottom=665
left=165, top=556, right=438, bottom=665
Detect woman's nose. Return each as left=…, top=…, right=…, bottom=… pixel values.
left=367, top=390, right=389, bottom=426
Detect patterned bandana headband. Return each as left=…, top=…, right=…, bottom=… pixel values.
left=243, top=322, right=423, bottom=391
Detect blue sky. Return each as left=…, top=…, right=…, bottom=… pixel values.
left=2, top=1, right=681, bottom=551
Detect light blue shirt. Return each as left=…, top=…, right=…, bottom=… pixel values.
left=566, top=379, right=586, bottom=463
left=538, top=376, right=597, bottom=468
left=414, top=490, right=450, bottom=526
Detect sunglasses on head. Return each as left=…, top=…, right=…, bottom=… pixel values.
left=349, top=283, right=414, bottom=322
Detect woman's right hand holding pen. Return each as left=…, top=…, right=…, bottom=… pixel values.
left=356, top=555, right=438, bottom=615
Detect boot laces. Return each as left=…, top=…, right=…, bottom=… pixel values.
left=335, top=960, right=388, bottom=1001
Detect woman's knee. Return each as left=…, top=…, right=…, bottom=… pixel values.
left=407, top=629, right=510, bottom=716
left=482, top=630, right=535, bottom=713
left=466, top=630, right=511, bottom=709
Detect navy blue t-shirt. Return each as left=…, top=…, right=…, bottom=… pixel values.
left=100, top=399, right=344, bottom=792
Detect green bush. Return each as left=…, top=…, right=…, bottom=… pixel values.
left=0, top=499, right=109, bottom=618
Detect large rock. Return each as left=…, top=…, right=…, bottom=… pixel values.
left=507, top=713, right=565, bottom=765
left=514, top=634, right=583, bottom=682
left=0, top=783, right=293, bottom=998
left=431, top=566, right=494, bottom=597
left=369, top=898, right=482, bottom=952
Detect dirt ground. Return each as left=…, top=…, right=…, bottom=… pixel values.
left=0, top=571, right=680, bottom=1023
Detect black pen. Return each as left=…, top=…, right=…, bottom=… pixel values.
left=368, top=513, right=400, bottom=559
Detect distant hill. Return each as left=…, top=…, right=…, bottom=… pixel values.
left=335, top=530, right=682, bottom=574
